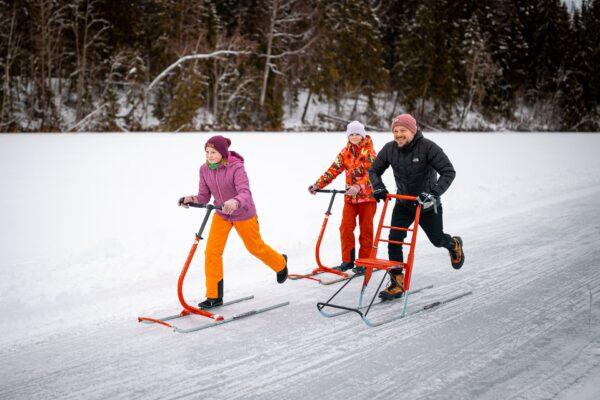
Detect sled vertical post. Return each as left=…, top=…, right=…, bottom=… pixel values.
left=288, top=189, right=356, bottom=284
left=403, top=202, right=422, bottom=292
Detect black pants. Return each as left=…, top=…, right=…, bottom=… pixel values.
left=388, top=202, right=455, bottom=262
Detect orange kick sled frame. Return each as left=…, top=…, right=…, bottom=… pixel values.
left=288, top=189, right=354, bottom=285
left=138, top=204, right=289, bottom=333
left=317, top=194, right=472, bottom=327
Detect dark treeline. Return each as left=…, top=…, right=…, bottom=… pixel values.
left=0, top=0, right=599, bottom=132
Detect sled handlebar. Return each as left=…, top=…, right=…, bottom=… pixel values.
left=386, top=194, right=418, bottom=201
left=188, top=203, right=223, bottom=210
left=315, top=189, right=346, bottom=194
left=386, top=194, right=436, bottom=213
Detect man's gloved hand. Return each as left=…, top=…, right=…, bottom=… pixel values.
left=417, top=192, right=437, bottom=212
left=308, top=184, right=319, bottom=195
left=373, top=188, right=389, bottom=203
left=417, top=192, right=434, bottom=204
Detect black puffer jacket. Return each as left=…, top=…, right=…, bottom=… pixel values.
left=368, top=130, right=456, bottom=208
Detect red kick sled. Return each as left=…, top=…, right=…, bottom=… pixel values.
left=138, top=204, right=289, bottom=333
left=317, top=193, right=472, bottom=327
left=288, top=189, right=358, bottom=285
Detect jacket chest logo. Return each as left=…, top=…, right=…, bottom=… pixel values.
left=412, top=157, right=420, bottom=163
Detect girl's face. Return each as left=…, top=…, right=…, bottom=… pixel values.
left=348, top=133, right=363, bottom=145
left=206, top=146, right=223, bottom=164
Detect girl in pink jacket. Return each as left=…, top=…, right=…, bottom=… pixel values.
left=179, top=135, right=288, bottom=309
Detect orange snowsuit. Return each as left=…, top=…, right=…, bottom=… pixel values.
left=205, top=213, right=285, bottom=299
left=315, top=135, right=378, bottom=263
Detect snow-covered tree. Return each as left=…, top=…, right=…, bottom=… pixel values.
left=68, top=0, right=110, bottom=123
left=0, top=0, right=23, bottom=131
left=458, top=15, right=501, bottom=129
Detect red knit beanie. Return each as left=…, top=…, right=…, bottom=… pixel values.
left=205, top=135, right=231, bottom=159
left=391, top=114, right=417, bottom=134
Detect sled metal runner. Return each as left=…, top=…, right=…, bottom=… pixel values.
left=288, top=189, right=354, bottom=284
left=318, top=283, right=434, bottom=318
left=316, top=194, right=472, bottom=327
left=137, top=203, right=289, bottom=333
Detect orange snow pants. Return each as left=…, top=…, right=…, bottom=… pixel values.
left=340, top=201, right=377, bottom=263
left=204, top=213, right=286, bottom=299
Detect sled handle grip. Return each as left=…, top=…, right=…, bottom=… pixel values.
left=315, top=189, right=346, bottom=194
left=188, top=203, right=223, bottom=210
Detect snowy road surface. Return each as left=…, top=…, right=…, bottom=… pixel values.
left=1, top=132, right=599, bottom=399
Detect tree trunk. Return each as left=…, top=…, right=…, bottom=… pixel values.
left=212, top=59, right=219, bottom=122
left=39, top=0, right=48, bottom=130
left=1, top=4, right=18, bottom=126
left=389, top=91, right=400, bottom=120
left=350, top=91, right=360, bottom=119
left=260, top=0, right=278, bottom=107
left=301, top=88, right=312, bottom=124
left=459, top=48, right=481, bottom=131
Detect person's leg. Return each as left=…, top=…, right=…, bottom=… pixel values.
left=204, top=213, right=234, bottom=299
left=357, top=202, right=377, bottom=259
left=388, top=203, right=414, bottom=263
left=418, top=205, right=464, bottom=269
left=418, top=205, right=454, bottom=250
left=339, top=202, right=358, bottom=263
left=380, top=203, right=414, bottom=300
left=233, top=215, right=286, bottom=273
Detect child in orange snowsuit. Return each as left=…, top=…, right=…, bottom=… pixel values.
left=308, top=121, right=378, bottom=272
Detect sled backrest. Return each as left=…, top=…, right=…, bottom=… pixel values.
left=370, top=194, right=422, bottom=288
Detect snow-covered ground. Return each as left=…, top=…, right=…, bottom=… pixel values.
left=1, top=132, right=599, bottom=399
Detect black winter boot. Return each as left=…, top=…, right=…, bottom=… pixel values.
left=352, top=265, right=366, bottom=275
left=277, top=254, right=288, bottom=283
left=333, top=261, right=354, bottom=272
left=198, top=298, right=223, bottom=309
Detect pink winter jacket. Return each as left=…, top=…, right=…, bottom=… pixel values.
left=194, top=151, right=257, bottom=221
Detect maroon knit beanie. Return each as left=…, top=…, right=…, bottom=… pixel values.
left=391, top=114, right=417, bottom=135
left=205, top=135, right=231, bottom=159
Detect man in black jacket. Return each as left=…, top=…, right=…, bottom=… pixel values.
left=368, top=113, right=464, bottom=300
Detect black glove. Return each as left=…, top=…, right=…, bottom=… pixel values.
left=178, top=196, right=196, bottom=208
left=373, top=188, right=389, bottom=203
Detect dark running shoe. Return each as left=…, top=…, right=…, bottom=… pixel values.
left=277, top=254, right=288, bottom=283
left=449, top=236, right=464, bottom=270
left=352, top=266, right=366, bottom=275
left=333, top=261, right=354, bottom=272
left=198, top=298, right=223, bottom=309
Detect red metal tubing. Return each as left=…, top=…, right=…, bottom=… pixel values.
left=176, top=236, right=224, bottom=321
left=137, top=317, right=174, bottom=328
left=387, top=194, right=418, bottom=202
left=382, top=225, right=413, bottom=232
left=403, top=203, right=422, bottom=291
left=370, top=196, right=391, bottom=258
left=379, top=239, right=412, bottom=246
left=314, top=214, right=330, bottom=270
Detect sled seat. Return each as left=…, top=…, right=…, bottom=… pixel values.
left=355, top=258, right=405, bottom=271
